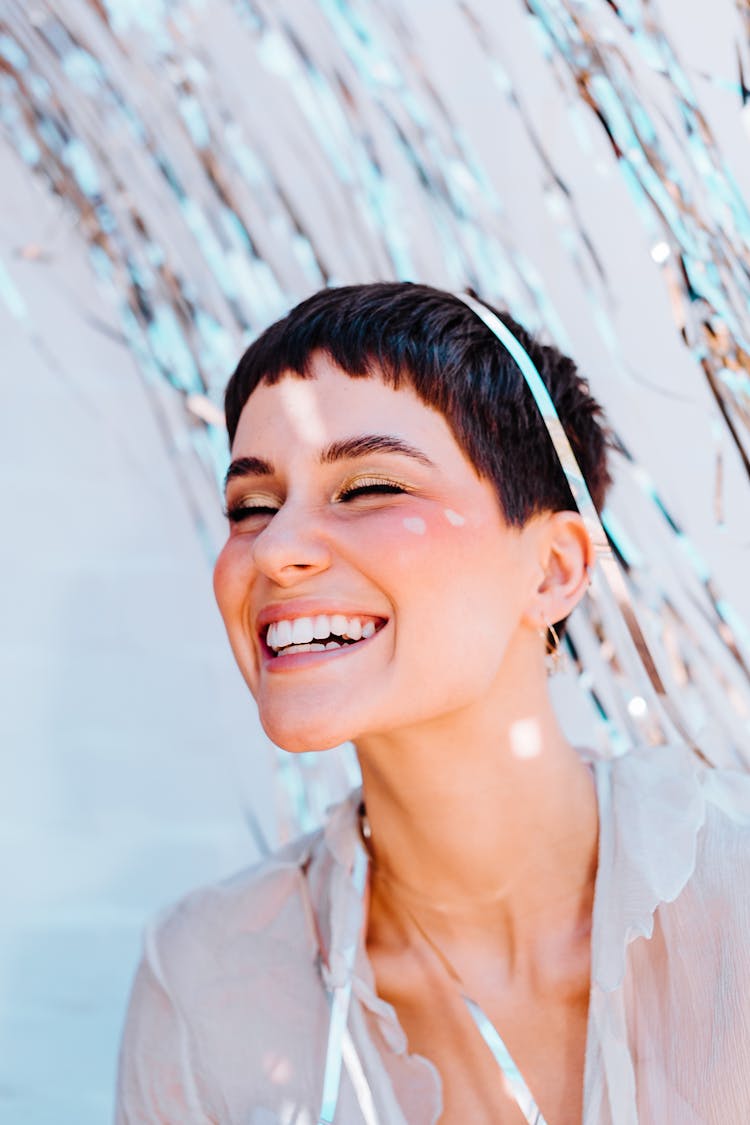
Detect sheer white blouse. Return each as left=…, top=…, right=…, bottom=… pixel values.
left=116, top=743, right=750, bottom=1123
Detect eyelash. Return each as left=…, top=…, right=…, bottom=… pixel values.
left=224, top=480, right=408, bottom=523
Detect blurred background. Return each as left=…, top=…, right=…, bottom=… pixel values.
left=2, top=1, right=750, bottom=1120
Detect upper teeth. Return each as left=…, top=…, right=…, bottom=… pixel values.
left=266, top=614, right=377, bottom=652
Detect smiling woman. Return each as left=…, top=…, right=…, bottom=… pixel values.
left=116, top=284, right=750, bottom=1125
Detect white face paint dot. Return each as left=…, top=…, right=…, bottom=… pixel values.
left=444, top=508, right=465, bottom=526
left=403, top=516, right=427, bottom=535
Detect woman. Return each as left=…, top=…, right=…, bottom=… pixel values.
left=117, top=283, right=750, bottom=1124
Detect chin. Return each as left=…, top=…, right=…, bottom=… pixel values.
left=258, top=706, right=355, bottom=755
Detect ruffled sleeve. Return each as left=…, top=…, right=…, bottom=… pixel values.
left=585, top=742, right=750, bottom=1125
left=591, top=743, right=707, bottom=993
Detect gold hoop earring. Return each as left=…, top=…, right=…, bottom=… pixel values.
left=540, top=623, right=563, bottom=673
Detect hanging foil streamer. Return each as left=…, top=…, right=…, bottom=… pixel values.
left=2, top=0, right=749, bottom=840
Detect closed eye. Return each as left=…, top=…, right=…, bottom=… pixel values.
left=337, top=480, right=409, bottom=501
left=224, top=501, right=279, bottom=523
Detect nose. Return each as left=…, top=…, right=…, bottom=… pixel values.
left=250, top=499, right=332, bottom=587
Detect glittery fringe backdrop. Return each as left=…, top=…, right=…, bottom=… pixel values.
left=2, top=0, right=750, bottom=835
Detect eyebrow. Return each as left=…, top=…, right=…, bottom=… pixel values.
left=224, top=434, right=434, bottom=490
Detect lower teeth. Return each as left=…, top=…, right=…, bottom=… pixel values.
left=274, top=639, right=346, bottom=656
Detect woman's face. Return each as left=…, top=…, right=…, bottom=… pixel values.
left=213, top=353, right=547, bottom=752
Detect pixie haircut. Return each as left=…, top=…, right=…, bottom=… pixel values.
left=224, top=282, right=612, bottom=527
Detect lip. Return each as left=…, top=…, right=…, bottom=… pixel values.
left=255, top=600, right=390, bottom=672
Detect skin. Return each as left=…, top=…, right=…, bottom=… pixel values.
left=214, top=352, right=599, bottom=1124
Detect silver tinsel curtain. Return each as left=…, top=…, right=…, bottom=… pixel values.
left=1, top=2, right=749, bottom=1119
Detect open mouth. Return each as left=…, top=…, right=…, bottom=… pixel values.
left=262, top=613, right=386, bottom=659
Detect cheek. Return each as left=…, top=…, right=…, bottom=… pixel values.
left=347, top=506, right=465, bottom=567
left=213, top=538, right=252, bottom=621
left=348, top=508, right=522, bottom=649
left=344, top=506, right=494, bottom=611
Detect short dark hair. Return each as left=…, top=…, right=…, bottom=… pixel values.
left=224, top=282, right=611, bottom=527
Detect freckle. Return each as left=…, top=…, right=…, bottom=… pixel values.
left=403, top=517, right=427, bottom=535
left=444, top=509, right=465, bottom=526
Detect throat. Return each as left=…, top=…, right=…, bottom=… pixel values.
left=357, top=748, right=600, bottom=966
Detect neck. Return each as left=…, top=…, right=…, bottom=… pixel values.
left=355, top=667, right=599, bottom=965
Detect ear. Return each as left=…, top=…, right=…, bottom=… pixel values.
left=523, top=511, right=593, bottom=629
